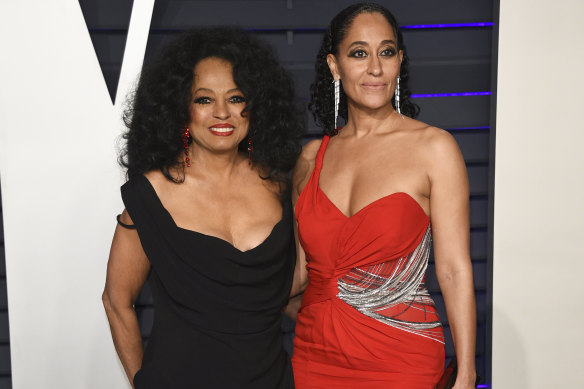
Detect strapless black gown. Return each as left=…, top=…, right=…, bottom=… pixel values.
left=121, top=175, right=295, bottom=388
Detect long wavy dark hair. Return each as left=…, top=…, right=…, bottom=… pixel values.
left=310, top=3, right=419, bottom=136
left=121, top=28, right=305, bottom=183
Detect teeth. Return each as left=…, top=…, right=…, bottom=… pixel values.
left=209, top=127, right=233, bottom=132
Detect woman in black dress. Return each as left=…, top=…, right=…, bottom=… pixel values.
left=102, top=28, right=304, bottom=388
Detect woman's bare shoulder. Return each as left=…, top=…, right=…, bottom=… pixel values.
left=143, top=169, right=165, bottom=183
left=143, top=169, right=178, bottom=195
left=402, top=118, right=459, bottom=155
left=292, top=138, right=323, bottom=198
left=300, top=138, right=323, bottom=161
left=409, top=124, right=466, bottom=184
left=423, top=126, right=461, bottom=159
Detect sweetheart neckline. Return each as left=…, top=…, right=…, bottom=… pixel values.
left=138, top=175, right=286, bottom=254
left=317, top=186, right=429, bottom=220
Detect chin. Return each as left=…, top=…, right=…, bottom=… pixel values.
left=359, top=100, right=392, bottom=111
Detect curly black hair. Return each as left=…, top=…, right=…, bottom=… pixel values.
left=309, top=2, right=419, bottom=136
left=121, top=28, right=305, bottom=182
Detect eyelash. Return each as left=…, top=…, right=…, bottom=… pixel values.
left=380, top=48, right=396, bottom=56
left=193, top=95, right=246, bottom=105
left=348, top=48, right=396, bottom=58
left=194, top=97, right=212, bottom=104
left=349, top=49, right=368, bottom=58
left=229, top=95, right=246, bottom=104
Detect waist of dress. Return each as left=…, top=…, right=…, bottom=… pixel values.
left=300, top=275, right=434, bottom=310
left=301, top=276, right=339, bottom=307
left=153, top=299, right=285, bottom=335
left=301, top=226, right=433, bottom=311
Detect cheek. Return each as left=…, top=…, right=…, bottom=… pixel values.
left=188, top=106, right=207, bottom=126
left=237, top=107, right=250, bottom=124
left=338, top=63, right=364, bottom=85
left=240, top=117, right=250, bottom=135
left=237, top=103, right=249, bottom=116
left=388, top=62, right=401, bottom=75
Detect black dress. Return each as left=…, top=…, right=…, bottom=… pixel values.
left=121, top=175, right=295, bottom=389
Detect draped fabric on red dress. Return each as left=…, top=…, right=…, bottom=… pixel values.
left=292, top=135, right=445, bottom=389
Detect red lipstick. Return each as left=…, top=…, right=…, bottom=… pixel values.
left=208, top=123, right=234, bottom=136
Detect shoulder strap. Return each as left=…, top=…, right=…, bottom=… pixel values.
left=313, top=135, right=330, bottom=176
left=120, top=175, right=170, bottom=233
left=116, top=214, right=136, bottom=229
left=295, top=136, right=330, bottom=219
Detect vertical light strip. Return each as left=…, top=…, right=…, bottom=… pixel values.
left=115, top=0, right=155, bottom=109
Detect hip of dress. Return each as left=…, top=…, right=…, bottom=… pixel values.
left=292, top=298, right=444, bottom=389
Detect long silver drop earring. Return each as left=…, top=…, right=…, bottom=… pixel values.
left=395, top=76, right=403, bottom=118
left=333, top=78, right=340, bottom=132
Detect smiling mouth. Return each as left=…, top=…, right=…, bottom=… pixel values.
left=209, top=125, right=234, bottom=136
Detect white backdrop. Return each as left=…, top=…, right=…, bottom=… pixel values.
left=0, top=1, right=154, bottom=388
left=493, top=0, right=584, bottom=387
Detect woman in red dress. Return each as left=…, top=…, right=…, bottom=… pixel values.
left=289, top=3, right=477, bottom=388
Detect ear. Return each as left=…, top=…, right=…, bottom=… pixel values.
left=326, top=54, right=340, bottom=81
left=398, top=50, right=404, bottom=66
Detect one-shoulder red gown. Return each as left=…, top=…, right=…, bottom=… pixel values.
left=292, top=136, right=445, bottom=388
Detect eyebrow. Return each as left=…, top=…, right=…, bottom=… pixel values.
left=348, top=39, right=396, bottom=47
left=193, top=87, right=241, bottom=94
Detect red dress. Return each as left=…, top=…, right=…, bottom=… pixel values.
left=292, top=136, right=444, bottom=388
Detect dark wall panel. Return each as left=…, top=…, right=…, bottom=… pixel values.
left=405, top=29, right=492, bottom=60
left=149, top=0, right=493, bottom=28
left=79, top=0, right=133, bottom=27
left=417, top=95, right=491, bottom=129
left=452, top=131, right=490, bottom=162
left=469, top=197, right=489, bottom=227
left=79, top=0, right=133, bottom=101
left=409, top=63, right=491, bottom=94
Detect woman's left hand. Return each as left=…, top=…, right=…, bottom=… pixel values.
left=452, top=371, right=477, bottom=389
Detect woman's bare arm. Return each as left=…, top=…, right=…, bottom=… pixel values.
left=287, top=139, right=322, bottom=299
left=102, top=210, right=150, bottom=388
left=428, top=130, right=477, bottom=389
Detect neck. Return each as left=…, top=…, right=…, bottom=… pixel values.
left=187, top=145, right=246, bottom=181
left=342, top=102, right=400, bottom=137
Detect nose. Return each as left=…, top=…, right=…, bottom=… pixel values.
left=213, top=99, right=230, bottom=120
left=367, top=55, right=382, bottom=76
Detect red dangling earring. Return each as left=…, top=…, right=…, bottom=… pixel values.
left=247, top=137, right=253, bottom=166
left=182, top=127, right=191, bottom=167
